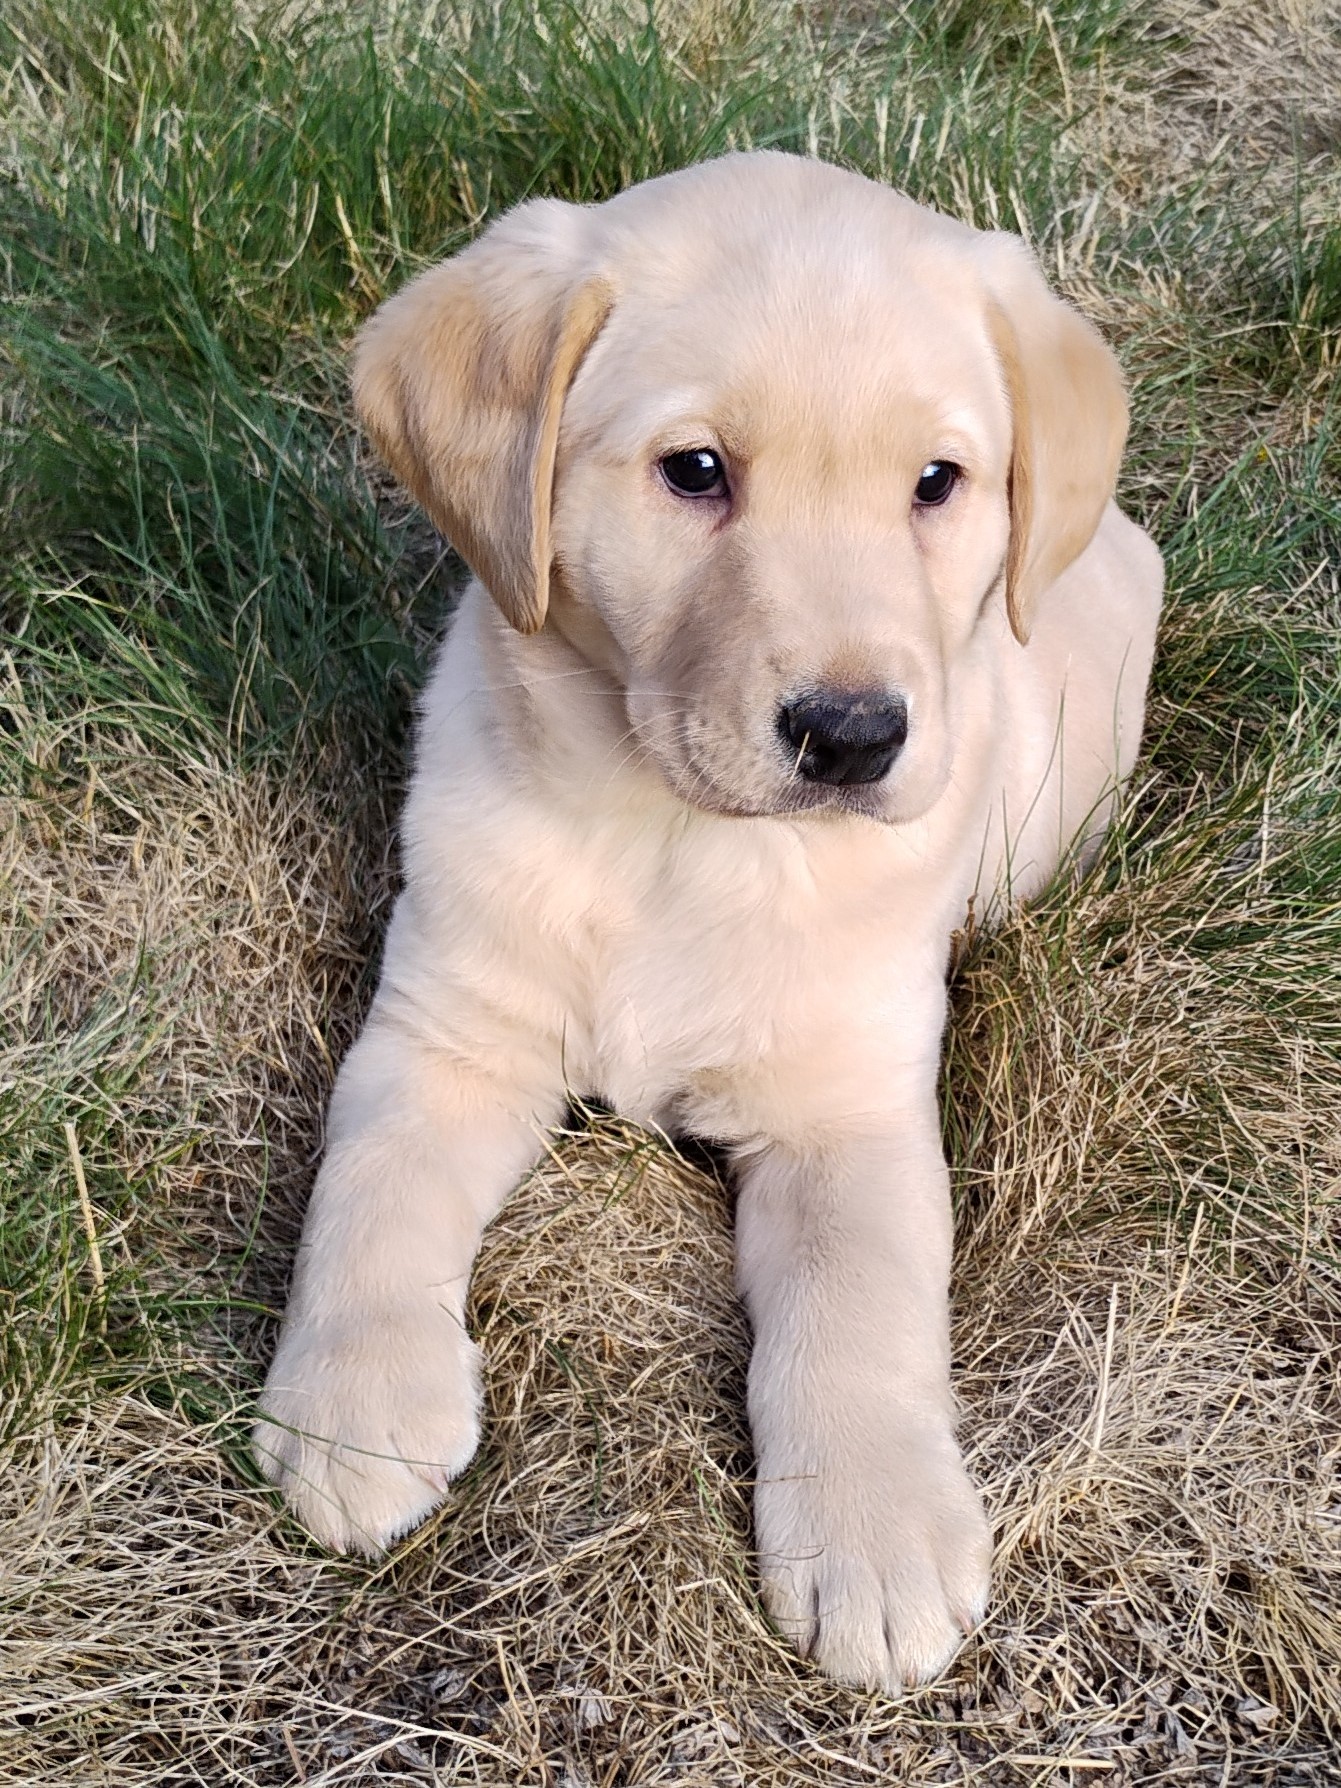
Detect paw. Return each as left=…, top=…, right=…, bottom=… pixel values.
left=755, top=1425, right=991, bottom=1695
left=253, top=1311, right=482, bottom=1555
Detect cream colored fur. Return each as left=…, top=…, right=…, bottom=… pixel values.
left=254, top=152, right=1163, bottom=1695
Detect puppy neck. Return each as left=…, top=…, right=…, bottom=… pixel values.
left=466, top=582, right=664, bottom=807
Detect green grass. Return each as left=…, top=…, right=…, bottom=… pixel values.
left=3, top=1, right=1340, bottom=1781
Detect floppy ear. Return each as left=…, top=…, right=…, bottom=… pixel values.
left=352, top=201, right=613, bottom=635
left=981, top=236, right=1128, bottom=644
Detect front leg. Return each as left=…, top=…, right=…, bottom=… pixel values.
left=254, top=1001, right=562, bottom=1554
left=735, top=1103, right=991, bottom=1694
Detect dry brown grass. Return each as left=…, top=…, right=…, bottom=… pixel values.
left=4, top=0, right=1341, bottom=1781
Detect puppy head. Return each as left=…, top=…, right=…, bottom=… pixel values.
left=354, top=154, right=1126, bottom=822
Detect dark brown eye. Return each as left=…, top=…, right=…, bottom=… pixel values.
left=914, top=461, right=959, bottom=506
left=661, top=448, right=727, bottom=497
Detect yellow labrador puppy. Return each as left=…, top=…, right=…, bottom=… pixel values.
left=255, top=152, right=1162, bottom=1694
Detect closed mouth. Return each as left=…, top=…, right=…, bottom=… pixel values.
left=671, top=751, right=892, bottom=823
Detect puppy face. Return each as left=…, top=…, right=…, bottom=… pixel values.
left=355, top=154, right=1126, bottom=823
left=549, top=185, right=1016, bottom=821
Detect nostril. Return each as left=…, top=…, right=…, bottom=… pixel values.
left=778, top=689, right=908, bottom=787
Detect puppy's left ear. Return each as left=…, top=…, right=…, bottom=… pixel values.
left=981, top=235, right=1128, bottom=644
left=352, top=200, right=613, bottom=635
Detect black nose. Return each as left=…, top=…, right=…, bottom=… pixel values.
left=777, top=688, right=908, bottom=787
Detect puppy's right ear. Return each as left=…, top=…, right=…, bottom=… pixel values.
left=352, top=201, right=612, bottom=635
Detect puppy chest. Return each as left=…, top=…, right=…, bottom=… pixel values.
left=581, top=852, right=946, bottom=1123
left=589, top=920, right=790, bottom=1108
left=413, top=787, right=954, bottom=1120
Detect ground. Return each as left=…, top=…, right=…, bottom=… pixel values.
left=2, top=1, right=1340, bottom=1782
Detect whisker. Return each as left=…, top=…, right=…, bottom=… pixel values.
left=789, top=731, right=811, bottom=784
left=465, top=666, right=606, bottom=693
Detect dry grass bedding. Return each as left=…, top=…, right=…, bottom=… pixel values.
left=3, top=0, right=1340, bottom=1782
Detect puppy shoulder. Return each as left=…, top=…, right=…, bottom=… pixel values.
left=1090, top=500, right=1165, bottom=620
